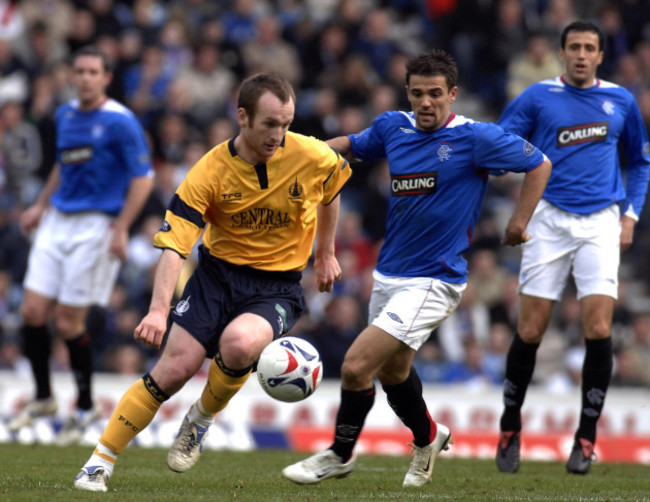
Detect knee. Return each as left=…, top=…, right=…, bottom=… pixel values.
left=584, top=318, right=611, bottom=340
left=340, top=355, right=368, bottom=388
left=150, top=361, right=194, bottom=395
left=20, top=301, right=45, bottom=326
left=219, top=335, right=259, bottom=369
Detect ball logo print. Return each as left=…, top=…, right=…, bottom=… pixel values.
left=257, top=337, right=323, bottom=402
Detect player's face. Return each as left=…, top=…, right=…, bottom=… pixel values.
left=72, top=55, right=112, bottom=110
left=560, top=31, right=603, bottom=88
left=406, top=75, right=457, bottom=131
left=237, top=91, right=294, bottom=164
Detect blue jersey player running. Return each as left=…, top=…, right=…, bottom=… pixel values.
left=283, top=50, right=551, bottom=488
left=495, top=21, right=650, bottom=475
left=8, top=46, right=154, bottom=444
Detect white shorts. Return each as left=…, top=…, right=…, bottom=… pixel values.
left=519, top=199, right=620, bottom=301
left=23, top=208, right=121, bottom=307
left=369, top=270, right=466, bottom=351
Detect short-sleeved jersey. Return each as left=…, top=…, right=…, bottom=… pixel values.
left=155, top=131, right=351, bottom=272
left=51, top=98, right=153, bottom=216
left=349, top=111, right=546, bottom=283
left=499, top=76, right=650, bottom=216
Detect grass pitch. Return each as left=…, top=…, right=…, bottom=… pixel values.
left=0, top=444, right=648, bottom=502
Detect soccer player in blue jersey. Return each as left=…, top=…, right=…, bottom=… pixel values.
left=495, top=21, right=650, bottom=475
left=8, top=46, right=154, bottom=444
left=283, top=50, right=551, bottom=488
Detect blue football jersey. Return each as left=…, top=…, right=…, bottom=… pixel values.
left=51, top=98, right=153, bottom=216
left=349, top=111, right=546, bottom=282
left=499, top=76, right=650, bottom=216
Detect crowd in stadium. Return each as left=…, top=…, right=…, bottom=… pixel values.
left=1, top=0, right=650, bottom=391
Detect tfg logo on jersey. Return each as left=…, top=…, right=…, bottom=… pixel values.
left=391, top=172, right=438, bottom=197
left=556, top=122, right=609, bottom=148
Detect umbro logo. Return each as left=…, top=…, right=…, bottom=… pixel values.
left=387, top=312, right=403, bottom=323
left=400, top=127, right=416, bottom=134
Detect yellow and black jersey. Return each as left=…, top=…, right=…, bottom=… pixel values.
left=154, top=131, right=351, bottom=272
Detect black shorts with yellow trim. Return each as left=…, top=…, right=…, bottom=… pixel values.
left=171, top=245, right=305, bottom=358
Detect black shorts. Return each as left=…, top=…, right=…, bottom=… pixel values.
left=171, top=246, right=305, bottom=358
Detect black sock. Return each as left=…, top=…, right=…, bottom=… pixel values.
left=66, top=332, right=93, bottom=410
left=330, top=387, right=375, bottom=462
left=500, top=332, right=539, bottom=432
left=22, top=325, right=52, bottom=400
left=383, top=367, right=433, bottom=447
left=576, top=337, right=613, bottom=443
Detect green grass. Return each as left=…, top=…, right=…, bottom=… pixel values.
left=0, top=444, right=648, bottom=502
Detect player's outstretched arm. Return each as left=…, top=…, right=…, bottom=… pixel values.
left=314, top=195, right=342, bottom=292
left=326, top=136, right=354, bottom=160
left=20, top=164, right=61, bottom=234
left=134, top=248, right=185, bottom=349
left=503, top=158, right=552, bottom=246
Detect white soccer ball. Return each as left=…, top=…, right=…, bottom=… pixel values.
left=256, top=336, right=323, bottom=402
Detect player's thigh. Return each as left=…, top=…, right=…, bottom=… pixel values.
left=518, top=201, right=575, bottom=301
left=23, top=210, right=65, bottom=301
left=573, top=205, right=620, bottom=301
left=369, top=270, right=465, bottom=351
left=59, top=213, right=120, bottom=307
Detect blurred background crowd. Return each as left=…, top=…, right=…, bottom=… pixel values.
left=1, top=0, right=650, bottom=392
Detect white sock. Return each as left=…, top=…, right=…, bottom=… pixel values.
left=84, top=443, right=118, bottom=477
left=187, top=401, right=215, bottom=429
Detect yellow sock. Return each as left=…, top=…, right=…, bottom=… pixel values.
left=200, top=354, right=252, bottom=415
left=99, top=375, right=167, bottom=454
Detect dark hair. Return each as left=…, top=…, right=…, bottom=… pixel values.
left=560, top=21, right=604, bottom=52
left=405, top=49, right=458, bottom=90
left=72, top=45, right=114, bottom=73
left=237, top=73, right=296, bottom=120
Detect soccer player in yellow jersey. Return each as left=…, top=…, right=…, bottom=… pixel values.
left=74, top=73, right=352, bottom=492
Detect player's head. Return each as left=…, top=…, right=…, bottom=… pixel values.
left=71, top=45, right=113, bottom=110
left=559, top=21, right=604, bottom=88
left=237, top=73, right=296, bottom=123
left=560, top=21, right=603, bottom=52
left=236, top=73, right=296, bottom=164
left=405, top=50, right=458, bottom=131
left=405, top=50, right=458, bottom=91
left=72, top=45, right=114, bottom=73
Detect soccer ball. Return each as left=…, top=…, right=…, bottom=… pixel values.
left=256, top=336, right=323, bottom=402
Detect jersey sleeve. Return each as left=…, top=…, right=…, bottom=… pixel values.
left=619, top=96, right=650, bottom=216
left=153, top=156, right=212, bottom=257
left=115, top=114, right=153, bottom=178
left=474, top=122, right=547, bottom=174
left=349, top=113, right=388, bottom=161
left=321, top=144, right=352, bottom=205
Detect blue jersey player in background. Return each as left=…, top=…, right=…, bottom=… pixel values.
left=8, top=46, right=154, bottom=445
left=283, top=50, right=551, bottom=488
left=495, top=21, right=650, bottom=475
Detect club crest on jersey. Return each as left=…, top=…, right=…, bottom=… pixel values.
left=61, top=146, right=93, bottom=165
left=601, top=99, right=615, bottom=115
left=437, top=141, right=454, bottom=162
left=556, top=122, right=609, bottom=148
left=523, top=141, right=536, bottom=156
left=159, top=220, right=171, bottom=232
left=92, top=124, right=105, bottom=138
left=288, top=177, right=303, bottom=202
left=391, top=172, right=438, bottom=197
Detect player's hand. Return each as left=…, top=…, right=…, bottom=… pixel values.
left=134, top=309, right=168, bottom=350
left=620, top=215, right=635, bottom=252
left=109, top=223, right=129, bottom=261
left=502, top=218, right=530, bottom=246
left=19, top=204, right=45, bottom=234
left=314, top=254, right=342, bottom=292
